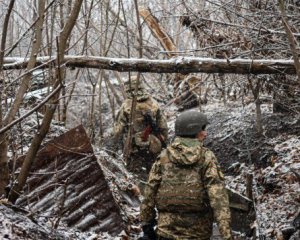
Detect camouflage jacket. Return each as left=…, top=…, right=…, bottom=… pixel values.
left=113, top=94, right=168, bottom=153
left=140, top=137, right=232, bottom=240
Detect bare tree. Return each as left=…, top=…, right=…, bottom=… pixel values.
left=0, top=0, right=299, bottom=203
left=8, top=0, right=83, bottom=203
left=278, top=0, right=300, bottom=82
left=123, top=0, right=144, bottom=161
left=248, top=76, right=263, bottom=135
left=0, top=0, right=15, bottom=197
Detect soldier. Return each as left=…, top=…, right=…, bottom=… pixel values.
left=140, top=110, right=232, bottom=240
left=113, top=76, right=168, bottom=182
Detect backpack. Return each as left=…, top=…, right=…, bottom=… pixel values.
left=155, top=148, right=210, bottom=213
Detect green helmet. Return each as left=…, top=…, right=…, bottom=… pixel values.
left=175, top=110, right=208, bottom=137
left=124, top=76, right=144, bottom=93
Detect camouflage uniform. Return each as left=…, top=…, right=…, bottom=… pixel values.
left=140, top=137, right=232, bottom=240
left=113, top=78, right=168, bottom=181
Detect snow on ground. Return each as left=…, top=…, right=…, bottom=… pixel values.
left=1, top=86, right=299, bottom=239
left=203, top=100, right=300, bottom=239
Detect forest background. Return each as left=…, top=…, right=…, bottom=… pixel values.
left=0, top=0, right=299, bottom=239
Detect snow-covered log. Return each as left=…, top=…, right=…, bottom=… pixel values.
left=3, top=55, right=297, bottom=75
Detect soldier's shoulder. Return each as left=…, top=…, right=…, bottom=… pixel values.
left=138, top=97, right=160, bottom=113
left=200, top=147, right=216, bottom=161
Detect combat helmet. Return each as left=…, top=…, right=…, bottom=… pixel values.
left=175, top=110, right=208, bottom=137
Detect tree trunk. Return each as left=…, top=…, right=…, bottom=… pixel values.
left=139, top=8, right=193, bottom=109
left=5, top=0, right=46, bottom=200
left=255, top=99, right=263, bottom=135
left=278, top=0, right=300, bottom=83
left=3, top=56, right=297, bottom=75
left=0, top=137, right=9, bottom=197
left=123, top=0, right=143, bottom=161
left=139, top=8, right=177, bottom=57
left=248, top=77, right=263, bottom=136
left=0, top=0, right=15, bottom=196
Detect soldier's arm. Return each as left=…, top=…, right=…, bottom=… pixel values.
left=140, top=160, right=162, bottom=224
left=202, top=150, right=232, bottom=240
left=156, top=109, right=168, bottom=141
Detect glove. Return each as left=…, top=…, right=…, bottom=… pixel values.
left=139, top=221, right=157, bottom=240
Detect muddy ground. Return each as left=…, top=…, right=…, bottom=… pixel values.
left=206, top=104, right=300, bottom=171
left=204, top=102, right=300, bottom=239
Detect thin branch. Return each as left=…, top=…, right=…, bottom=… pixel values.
left=179, top=15, right=300, bottom=37
left=5, top=0, right=57, bottom=57
left=0, top=84, right=63, bottom=135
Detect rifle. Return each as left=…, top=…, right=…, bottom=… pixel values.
left=142, top=113, right=166, bottom=148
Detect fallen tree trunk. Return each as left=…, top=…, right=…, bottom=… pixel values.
left=139, top=8, right=198, bottom=111
left=3, top=55, right=297, bottom=74
left=139, top=8, right=177, bottom=58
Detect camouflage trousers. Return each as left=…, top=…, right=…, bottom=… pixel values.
left=126, top=149, right=158, bottom=193
left=156, top=210, right=214, bottom=240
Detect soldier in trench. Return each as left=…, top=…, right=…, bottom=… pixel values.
left=140, top=110, right=232, bottom=240
left=113, top=76, right=168, bottom=186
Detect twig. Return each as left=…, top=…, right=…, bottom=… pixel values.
left=0, top=84, right=63, bottom=134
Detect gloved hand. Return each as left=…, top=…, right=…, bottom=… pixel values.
left=139, top=221, right=157, bottom=240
